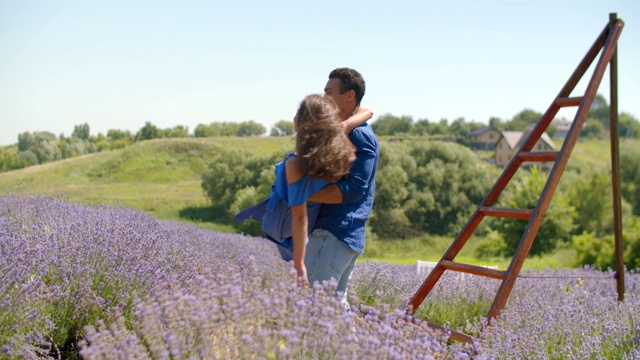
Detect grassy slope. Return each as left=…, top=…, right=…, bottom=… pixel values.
left=0, top=137, right=294, bottom=230
left=1, top=136, right=635, bottom=268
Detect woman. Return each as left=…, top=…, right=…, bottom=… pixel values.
left=235, top=94, right=372, bottom=284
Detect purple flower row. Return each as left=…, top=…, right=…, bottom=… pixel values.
left=1, top=194, right=639, bottom=359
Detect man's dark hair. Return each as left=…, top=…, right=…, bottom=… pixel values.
left=329, top=68, right=366, bottom=106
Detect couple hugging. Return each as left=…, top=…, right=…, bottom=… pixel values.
left=236, top=67, right=379, bottom=310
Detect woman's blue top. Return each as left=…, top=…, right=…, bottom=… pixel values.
left=235, top=153, right=329, bottom=260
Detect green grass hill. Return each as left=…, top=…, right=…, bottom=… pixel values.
left=0, top=137, right=295, bottom=230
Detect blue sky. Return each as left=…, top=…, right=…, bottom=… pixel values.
left=1, top=0, right=638, bottom=146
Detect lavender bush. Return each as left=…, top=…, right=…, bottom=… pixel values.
left=0, top=195, right=448, bottom=359
left=474, top=269, right=640, bottom=359
left=350, top=261, right=640, bottom=359
left=78, top=268, right=449, bottom=360
left=1, top=194, right=639, bottom=359
left=0, top=195, right=284, bottom=358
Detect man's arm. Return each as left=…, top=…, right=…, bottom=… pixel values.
left=307, top=183, right=343, bottom=203
left=341, top=107, right=373, bottom=134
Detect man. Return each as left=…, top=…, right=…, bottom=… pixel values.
left=305, top=67, right=379, bottom=310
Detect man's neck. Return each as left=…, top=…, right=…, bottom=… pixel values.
left=340, top=106, right=358, bottom=121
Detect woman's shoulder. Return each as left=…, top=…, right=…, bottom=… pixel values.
left=284, top=155, right=305, bottom=184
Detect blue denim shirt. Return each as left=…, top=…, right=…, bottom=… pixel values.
left=313, top=123, right=379, bottom=254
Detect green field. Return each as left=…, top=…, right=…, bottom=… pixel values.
left=0, top=137, right=294, bottom=230
left=1, top=136, right=635, bottom=269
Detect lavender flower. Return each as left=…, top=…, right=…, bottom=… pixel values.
left=2, top=194, right=639, bottom=359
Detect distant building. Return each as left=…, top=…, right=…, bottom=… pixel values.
left=551, top=118, right=572, bottom=138
left=495, top=130, right=556, bottom=167
left=468, top=126, right=501, bottom=150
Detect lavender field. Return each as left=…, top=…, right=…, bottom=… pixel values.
left=1, top=195, right=639, bottom=359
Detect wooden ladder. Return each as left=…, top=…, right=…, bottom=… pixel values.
left=407, top=15, right=625, bottom=343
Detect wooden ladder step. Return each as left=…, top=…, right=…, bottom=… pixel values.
left=518, top=151, right=558, bottom=162
left=480, top=206, right=533, bottom=220
left=440, top=260, right=505, bottom=279
left=555, top=96, right=583, bottom=107
left=426, top=321, right=475, bottom=343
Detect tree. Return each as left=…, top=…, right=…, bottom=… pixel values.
left=229, top=186, right=264, bottom=236
left=622, top=218, right=640, bottom=270
left=412, top=119, right=430, bottom=135
left=163, top=125, right=189, bottom=138
left=590, top=93, right=608, bottom=111
left=58, top=138, right=95, bottom=158
left=270, top=120, right=295, bottom=136
left=619, top=112, right=639, bottom=138
left=107, top=129, right=133, bottom=141
left=581, top=119, right=606, bottom=139
left=369, top=208, right=413, bottom=239
left=237, top=121, right=266, bottom=137
left=566, top=171, right=612, bottom=236
left=201, top=149, right=273, bottom=209
left=429, top=119, right=449, bottom=135
left=17, top=132, right=33, bottom=152
left=572, top=232, right=615, bottom=269
left=584, top=94, right=639, bottom=137
left=620, top=146, right=640, bottom=216
left=135, top=122, right=162, bottom=141
left=448, top=117, right=483, bottom=141
left=214, top=122, right=241, bottom=136
left=0, top=149, right=11, bottom=172
left=106, top=129, right=133, bottom=149
left=193, top=123, right=220, bottom=138
left=17, top=131, right=60, bottom=164
left=15, top=150, right=38, bottom=168
left=587, top=93, right=610, bottom=126
left=493, top=167, right=576, bottom=255
left=475, top=230, right=508, bottom=258
left=369, top=141, right=414, bottom=239
left=373, top=165, right=409, bottom=211
left=371, top=114, right=413, bottom=135
left=72, top=123, right=91, bottom=140
left=504, top=109, right=542, bottom=131
left=489, top=117, right=504, bottom=130
left=371, top=141, right=497, bottom=237
left=403, top=190, right=437, bottom=234
left=18, top=131, right=55, bottom=152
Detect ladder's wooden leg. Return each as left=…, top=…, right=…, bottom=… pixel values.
left=408, top=211, right=486, bottom=312
left=407, top=265, right=446, bottom=314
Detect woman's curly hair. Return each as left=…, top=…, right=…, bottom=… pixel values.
left=295, top=94, right=356, bottom=182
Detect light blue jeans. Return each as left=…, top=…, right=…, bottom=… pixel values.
left=304, top=229, right=359, bottom=311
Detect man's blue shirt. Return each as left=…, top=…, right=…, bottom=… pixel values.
left=313, top=122, right=379, bottom=254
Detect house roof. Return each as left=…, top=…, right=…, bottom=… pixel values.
left=519, top=131, right=556, bottom=149
left=500, top=131, right=524, bottom=148
left=552, top=118, right=570, bottom=125
left=499, top=130, right=556, bottom=150
left=553, top=122, right=572, bottom=132
left=469, top=126, right=497, bottom=136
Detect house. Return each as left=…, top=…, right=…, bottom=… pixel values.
left=551, top=118, right=572, bottom=138
left=495, top=130, right=556, bottom=167
left=468, top=126, right=501, bottom=150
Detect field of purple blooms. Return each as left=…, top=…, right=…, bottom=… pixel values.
left=1, top=194, right=640, bottom=359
